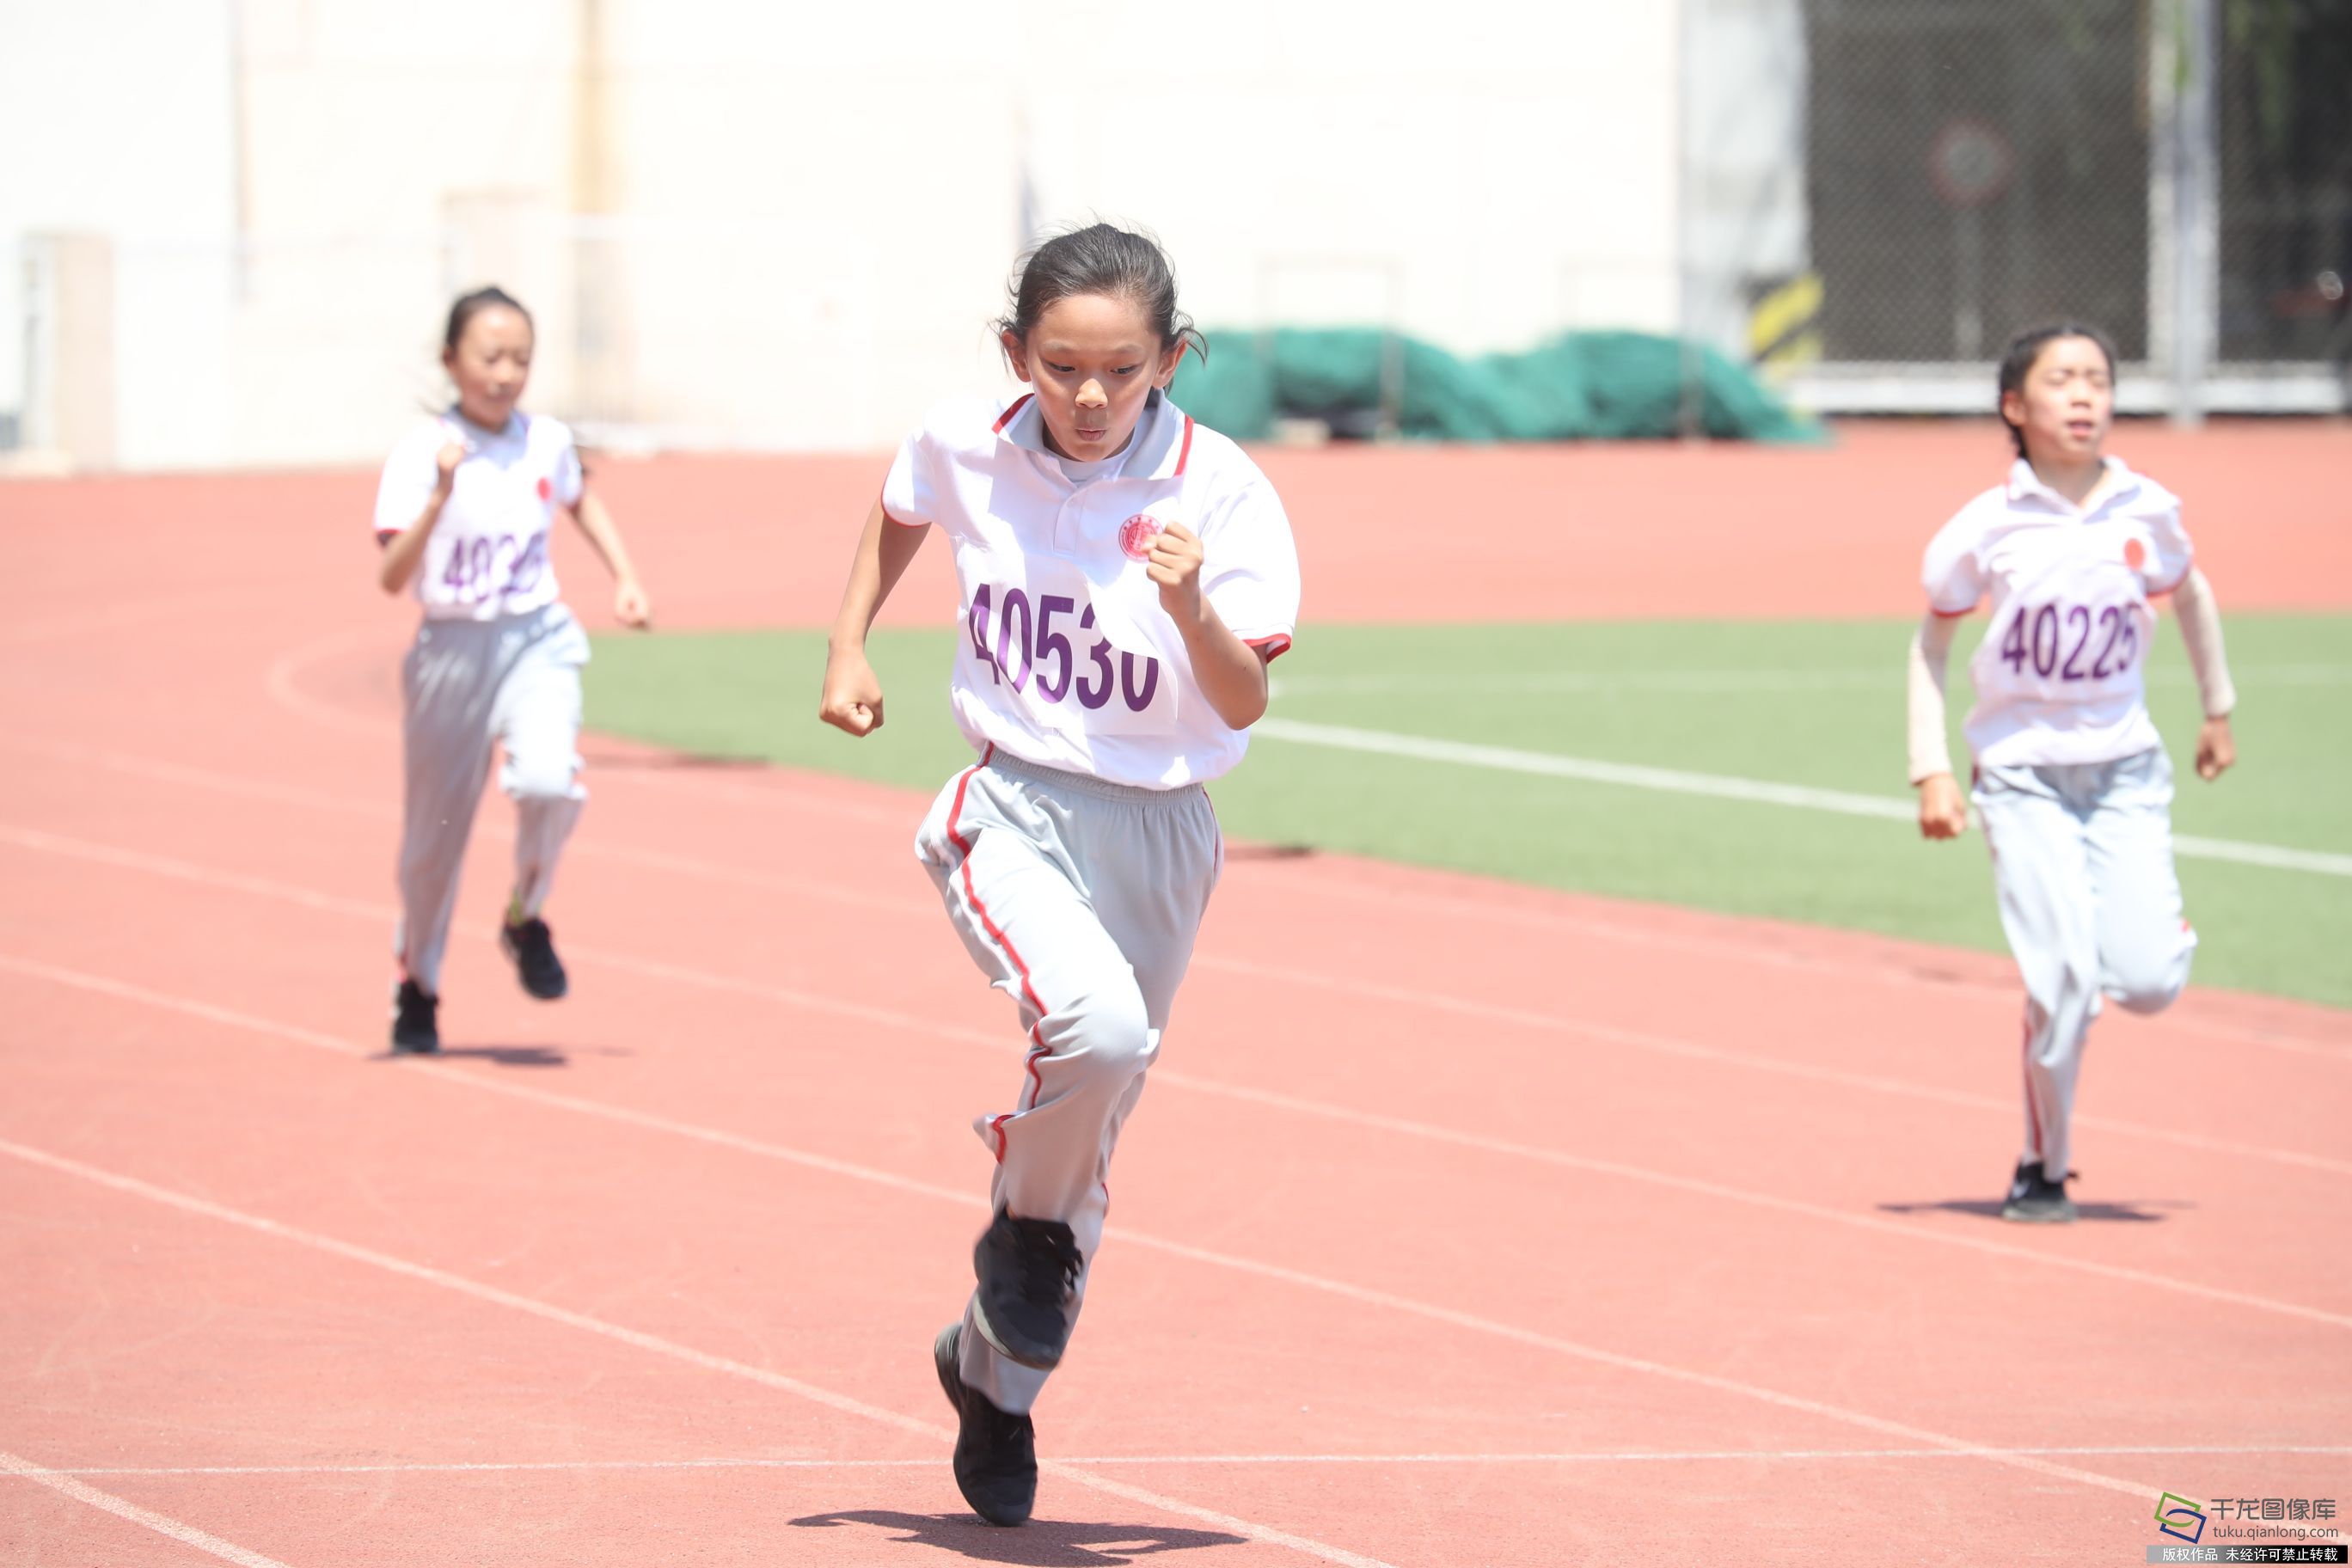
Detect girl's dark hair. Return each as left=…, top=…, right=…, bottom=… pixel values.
left=444, top=285, right=532, bottom=352
left=995, top=223, right=1205, bottom=366
left=1996, top=321, right=2116, bottom=457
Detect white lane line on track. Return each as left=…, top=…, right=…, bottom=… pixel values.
left=1267, top=665, right=2352, bottom=699
left=7, top=857, right=2352, bottom=1334
left=15, top=946, right=2349, bottom=1334
left=0, top=1138, right=1400, bottom=1568
left=6, top=816, right=2343, bottom=1187
left=46, top=1442, right=2352, bottom=1479
left=261, top=631, right=388, bottom=737
left=1253, top=718, right=2352, bottom=879
left=0, top=1449, right=297, bottom=1567
left=0, top=1132, right=2168, bottom=1511
left=8, top=944, right=2347, bottom=1528
left=19, top=728, right=2339, bottom=1063
left=14, top=949, right=2349, bottom=1336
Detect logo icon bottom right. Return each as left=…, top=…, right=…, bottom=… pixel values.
left=2155, top=1491, right=2208, bottom=1545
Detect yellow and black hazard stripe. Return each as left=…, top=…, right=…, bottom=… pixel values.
left=1748, top=273, right=1822, bottom=374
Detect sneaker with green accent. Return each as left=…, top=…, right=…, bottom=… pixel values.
left=2000, top=1159, right=2078, bottom=1223
left=499, top=916, right=568, bottom=1001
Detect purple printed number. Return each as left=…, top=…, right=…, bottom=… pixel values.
left=970, top=585, right=997, bottom=683
left=2059, top=604, right=2093, bottom=679
left=1075, top=605, right=1114, bottom=708
left=439, top=536, right=498, bottom=598
left=971, top=584, right=1160, bottom=712
left=997, top=588, right=1034, bottom=690
left=438, top=532, right=542, bottom=602
left=2000, top=601, right=2141, bottom=683
left=511, top=533, right=548, bottom=591
left=2030, top=604, right=2059, bottom=677
left=1034, top=595, right=1075, bottom=701
left=1121, top=652, right=1159, bottom=711
left=2089, top=605, right=2137, bottom=677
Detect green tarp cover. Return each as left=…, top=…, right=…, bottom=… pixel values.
left=1167, top=328, right=1823, bottom=444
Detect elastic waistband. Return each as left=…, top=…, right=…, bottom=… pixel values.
left=982, top=746, right=1204, bottom=805
left=417, top=603, right=572, bottom=636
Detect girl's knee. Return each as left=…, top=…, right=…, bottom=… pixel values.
left=2109, top=962, right=2188, bottom=1015
left=1057, top=979, right=1153, bottom=1077
left=503, top=756, right=581, bottom=805
left=2107, top=928, right=2195, bottom=1015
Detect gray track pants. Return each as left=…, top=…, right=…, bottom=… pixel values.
left=915, top=748, right=1222, bottom=1417
left=1974, top=746, right=2197, bottom=1179
left=395, top=604, right=590, bottom=995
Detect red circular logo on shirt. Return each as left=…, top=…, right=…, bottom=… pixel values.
left=2123, top=537, right=2147, bottom=571
left=536, top=476, right=553, bottom=502
left=1118, top=515, right=1163, bottom=561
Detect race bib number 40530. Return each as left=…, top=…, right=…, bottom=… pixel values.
left=966, top=582, right=1174, bottom=733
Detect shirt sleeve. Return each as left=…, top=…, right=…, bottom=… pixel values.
left=1920, top=508, right=1988, bottom=616
left=879, top=427, right=940, bottom=528
left=1907, top=612, right=1959, bottom=783
left=2142, top=493, right=2195, bottom=592
left=372, top=426, right=439, bottom=539
left=551, top=429, right=585, bottom=507
left=1200, top=481, right=1302, bottom=658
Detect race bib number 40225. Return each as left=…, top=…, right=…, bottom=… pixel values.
left=1994, top=598, right=2144, bottom=685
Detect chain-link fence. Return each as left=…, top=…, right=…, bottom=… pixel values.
left=1700, top=0, right=2349, bottom=412
left=1801, top=0, right=2151, bottom=364
left=2217, top=0, right=2352, bottom=364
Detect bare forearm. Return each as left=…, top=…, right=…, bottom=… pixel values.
left=1173, top=599, right=1270, bottom=729
left=377, top=495, right=448, bottom=593
left=2171, top=567, right=2237, bottom=718
left=570, top=494, right=643, bottom=586
left=830, top=501, right=928, bottom=651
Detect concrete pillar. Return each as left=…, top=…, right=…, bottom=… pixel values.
left=21, top=233, right=117, bottom=470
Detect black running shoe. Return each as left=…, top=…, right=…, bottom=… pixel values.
left=971, top=1207, right=1082, bottom=1370
left=499, top=916, right=568, bottom=1001
left=390, top=979, right=440, bottom=1054
left=933, top=1321, right=1036, bottom=1527
left=2000, top=1159, right=2079, bottom=1224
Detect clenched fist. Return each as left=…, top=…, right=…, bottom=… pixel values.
left=1916, top=772, right=1969, bottom=840
left=1144, top=519, right=1205, bottom=622
left=819, top=645, right=885, bottom=736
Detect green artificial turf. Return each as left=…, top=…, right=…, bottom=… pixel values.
left=585, top=613, right=2351, bottom=1008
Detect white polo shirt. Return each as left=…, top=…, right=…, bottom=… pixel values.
left=883, top=389, right=1301, bottom=789
left=1922, top=456, right=2194, bottom=769
left=373, top=410, right=580, bottom=622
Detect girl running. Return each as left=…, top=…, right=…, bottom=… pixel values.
left=818, top=224, right=1300, bottom=1526
left=374, top=285, right=652, bottom=1053
left=1907, top=322, right=2239, bottom=1223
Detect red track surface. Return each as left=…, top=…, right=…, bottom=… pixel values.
left=546, top=419, right=2348, bottom=629
left=2, top=432, right=2347, bottom=1565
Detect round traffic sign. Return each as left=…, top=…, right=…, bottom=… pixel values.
left=1928, top=118, right=2015, bottom=209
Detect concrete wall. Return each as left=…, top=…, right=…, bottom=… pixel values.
left=4, top=0, right=1681, bottom=469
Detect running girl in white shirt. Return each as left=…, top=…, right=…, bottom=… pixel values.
left=1907, top=322, right=2238, bottom=1223
left=818, top=224, right=1301, bottom=1526
left=374, top=286, right=653, bottom=1053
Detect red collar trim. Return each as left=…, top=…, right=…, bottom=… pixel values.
left=994, top=395, right=1191, bottom=480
